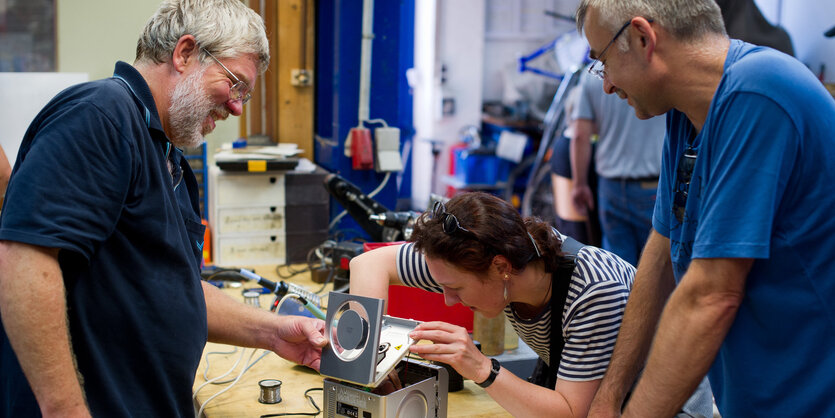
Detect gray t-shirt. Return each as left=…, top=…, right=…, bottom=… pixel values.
left=572, top=69, right=666, bottom=179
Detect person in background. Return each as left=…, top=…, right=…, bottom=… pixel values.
left=570, top=65, right=666, bottom=267
left=349, top=192, right=713, bottom=417
left=576, top=0, right=835, bottom=416
left=0, top=1, right=326, bottom=416
left=550, top=86, right=602, bottom=247
left=0, top=145, right=10, bottom=209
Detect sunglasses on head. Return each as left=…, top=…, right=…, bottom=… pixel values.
left=432, top=201, right=471, bottom=235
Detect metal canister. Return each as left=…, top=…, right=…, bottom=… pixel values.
left=258, top=379, right=282, bottom=404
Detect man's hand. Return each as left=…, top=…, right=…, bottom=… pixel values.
left=407, top=321, right=491, bottom=382
left=572, top=184, right=595, bottom=214
left=270, top=316, right=327, bottom=371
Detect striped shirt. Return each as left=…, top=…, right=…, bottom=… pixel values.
left=396, top=241, right=634, bottom=382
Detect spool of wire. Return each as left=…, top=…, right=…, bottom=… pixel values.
left=243, top=290, right=261, bottom=308
left=258, top=379, right=282, bottom=404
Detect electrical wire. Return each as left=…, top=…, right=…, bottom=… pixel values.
left=275, top=263, right=309, bottom=279
left=259, top=387, right=324, bottom=418
left=201, top=346, right=239, bottom=382
left=328, top=172, right=391, bottom=232
left=196, top=348, right=261, bottom=418
left=210, top=351, right=270, bottom=385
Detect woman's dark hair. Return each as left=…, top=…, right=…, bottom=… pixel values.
left=410, top=192, right=568, bottom=277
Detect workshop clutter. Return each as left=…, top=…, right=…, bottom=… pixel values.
left=451, top=146, right=512, bottom=186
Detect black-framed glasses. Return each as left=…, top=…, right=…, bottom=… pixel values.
left=673, top=147, right=697, bottom=223
left=202, top=48, right=252, bottom=105
left=587, top=19, right=653, bottom=80
left=432, top=201, right=471, bottom=235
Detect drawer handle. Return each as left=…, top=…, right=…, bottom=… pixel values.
left=270, top=236, right=277, bottom=242
left=270, top=177, right=277, bottom=184
left=270, top=206, right=276, bottom=213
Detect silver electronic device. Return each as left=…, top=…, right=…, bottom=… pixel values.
left=320, top=292, right=449, bottom=418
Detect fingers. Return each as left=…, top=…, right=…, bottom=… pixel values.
left=412, top=321, right=465, bottom=334
left=305, top=319, right=328, bottom=347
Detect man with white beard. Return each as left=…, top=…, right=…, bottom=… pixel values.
left=0, top=1, right=327, bottom=417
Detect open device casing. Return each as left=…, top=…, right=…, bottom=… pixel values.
left=321, top=292, right=449, bottom=418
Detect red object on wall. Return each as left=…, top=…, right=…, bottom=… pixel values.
left=362, top=242, right=474, bottom=332
left=350, top=127, right=374, bottom=170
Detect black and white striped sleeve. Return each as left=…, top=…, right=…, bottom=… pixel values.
left=395, top=242, right=443, bottom=293
left=558, top=248, right=633, bottom=381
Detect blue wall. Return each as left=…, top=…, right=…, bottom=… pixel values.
left=315, top=0, right=415, bottom=239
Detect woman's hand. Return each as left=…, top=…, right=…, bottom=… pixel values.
left=407, top=321, right=492, bottom=383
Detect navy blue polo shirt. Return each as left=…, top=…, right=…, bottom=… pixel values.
left=0, top=62, right=207, bottom=417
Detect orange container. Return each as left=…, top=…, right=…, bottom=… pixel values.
left=201, top=219, right=212, bottom=266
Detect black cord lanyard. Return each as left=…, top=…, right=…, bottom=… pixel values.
left=547, top=235, right=584, bottom=384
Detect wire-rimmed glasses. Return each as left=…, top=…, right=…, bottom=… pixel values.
left=588, top=19, right=653, bottom=80
left=202, top=48, right=252, bottom=105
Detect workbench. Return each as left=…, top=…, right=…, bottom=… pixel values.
left=192, top=266, right=511, bottom=417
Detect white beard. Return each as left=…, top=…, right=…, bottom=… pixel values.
left=168, top=66, right=226, bottom=149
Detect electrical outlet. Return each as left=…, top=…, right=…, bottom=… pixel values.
left=374, top=127, right=403, bottom=172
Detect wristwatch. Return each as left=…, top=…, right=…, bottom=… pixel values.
left=476, top=358, right=501, bottom=388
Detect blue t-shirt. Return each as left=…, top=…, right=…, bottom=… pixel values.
left=653, top=40, right=835, bottom=416
left=0, top=62, right=208, bottom=417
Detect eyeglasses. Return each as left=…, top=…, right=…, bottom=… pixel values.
left=202, top=48, right=252, bottom=105
left=588, top=19, right=653, bottom=80
left=673, top=146, right=697, bottom=223
left=432, top=201, right=471, bottom=235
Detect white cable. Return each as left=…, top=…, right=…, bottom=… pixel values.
left=209, top=350, right=270, bottom=385
left=368, top=172, right=391, bottom=198
left=328, top=209, right=349, bottom=231
left=329, top=172, right=389, bottom=232
left=364, top=118, right=389, bottom=128
left=201, top=347, right=239, bottom=382
left=275, top=293, right=303, bottom=317
left=196, top=348, right=259, bottom=418
left=357, top=0, right=375, bottom=126
left=193, top=347, right=246, bottom=405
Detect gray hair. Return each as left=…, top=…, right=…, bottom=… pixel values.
left=576, top=0, right=726, bottom=51
left=136, top=0, right=269, bottom=73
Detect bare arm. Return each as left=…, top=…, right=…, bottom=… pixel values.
left=588, top=229, right=676, bottom=417
left=570, top=118, right=596, bottom=213
left=348, top=244, right=403, bottom=311
left=203, top=282, right=327, bottom=370
left=410, top=321, right=599, bottom=417
left=0, top=241, right=90, bottom=417
left=0, top=145, right=11, bottom=207
left=623, top=257, right=750, bottom=417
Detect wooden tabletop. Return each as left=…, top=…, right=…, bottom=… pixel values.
left=193, top=266, right=511, bottom=417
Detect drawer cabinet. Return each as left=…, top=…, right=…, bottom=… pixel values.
left=209, top=165, right=328, bottom=266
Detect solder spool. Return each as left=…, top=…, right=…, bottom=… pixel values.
left=258, top=379, right=282, bottom=404
left=243, top=290, right=261, bottom=308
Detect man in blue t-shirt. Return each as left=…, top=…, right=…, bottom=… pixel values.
left=575, top=1, right=835, bottom=417
left=0, top=1, right=326, bottom=417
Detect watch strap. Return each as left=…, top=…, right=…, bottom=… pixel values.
left=477, top=358, right=501, bottom=388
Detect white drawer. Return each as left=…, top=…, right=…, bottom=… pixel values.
left=217, top=206, right=285, bottom=234
left=215, top=235, right=286, bottom=266
left=215, top=172, right=286, bottom=206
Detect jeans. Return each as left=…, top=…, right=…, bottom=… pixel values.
left=597, top=177, right=658, bottom=266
